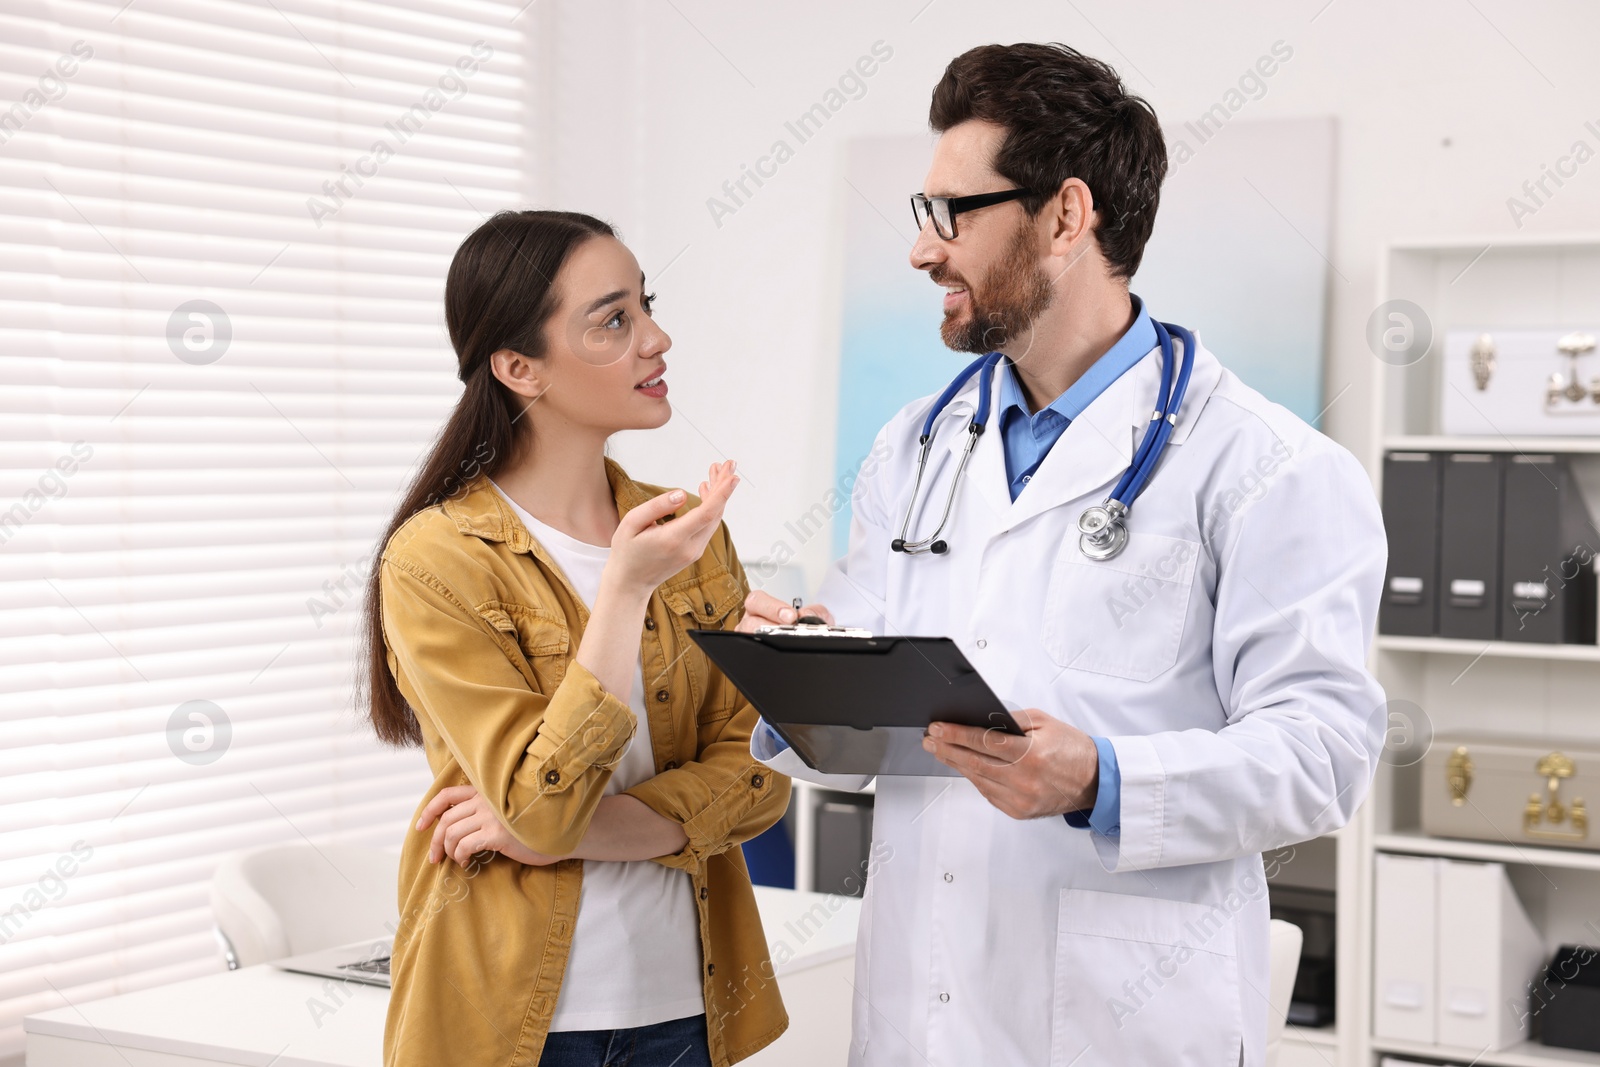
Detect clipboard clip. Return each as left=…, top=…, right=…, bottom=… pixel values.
left=755, top=597, right=875, bottom=638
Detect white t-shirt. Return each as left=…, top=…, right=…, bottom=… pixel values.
left=491, top=482, right=704, bottom=1031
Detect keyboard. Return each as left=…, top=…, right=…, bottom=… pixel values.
left=338, top=953, right=391, bottom=977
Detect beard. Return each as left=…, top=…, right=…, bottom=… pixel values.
left=933, top=219, right=1054, bottom=354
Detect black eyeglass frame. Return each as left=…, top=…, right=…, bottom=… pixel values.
left=910, top=188, right=1031, bottom=240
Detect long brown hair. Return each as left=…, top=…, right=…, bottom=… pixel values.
left=359, top=209, right=616, bottom=746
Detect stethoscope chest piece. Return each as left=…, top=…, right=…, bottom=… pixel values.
left=1077, top=500, right=1129, bottom=561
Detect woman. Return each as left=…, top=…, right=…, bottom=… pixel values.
left=361, top=210, right=791, bottom=1067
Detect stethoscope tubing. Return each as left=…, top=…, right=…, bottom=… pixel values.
left=893, top=320, right=1194, bottom=557
left=1116, top=320, right=1195, bottom=506
left=894, top=352, right=1003, bottom=554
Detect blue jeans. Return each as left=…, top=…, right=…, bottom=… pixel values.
left=539, top=1014, right=711, bottom=1067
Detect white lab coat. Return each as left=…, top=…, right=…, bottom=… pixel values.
left=756, top=337, right=1386, bottom=1066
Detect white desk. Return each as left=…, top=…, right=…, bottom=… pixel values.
left=26, top=887, right=861, bottom=1067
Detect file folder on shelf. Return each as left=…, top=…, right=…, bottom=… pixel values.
left=1437, top=454, right=1504, bottom=640
left=1500, top=454, right=1598, bottom=645
left=1374, top=853, right=1439, bottom=1044
left=1435, top=859, right=1543, bottom=1051
left=1379, top=451, right=1443, bottom=637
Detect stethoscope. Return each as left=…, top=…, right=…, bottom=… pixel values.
left=889, top=319, right=1196, bottom=562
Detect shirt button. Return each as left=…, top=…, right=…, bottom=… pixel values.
left=704, top=601, right=714, bottom=614
left=750, top=773, right=764, bottom=788
left=544, top=769, right=560, bottom=785
left=975, top=639, right=987, bottom=649
left=644, top=617, right=656, bottom=631
left=664, top=760, right=678, bottom=770
left=700, top=886, right=709, bottom=900
left=943, top=872, right=953, bottom=883
left=655, top=689, right=669, bottom=703
left=939, top=992, right=950, bottom=1003
left=707, top=963, right=716, bottom=976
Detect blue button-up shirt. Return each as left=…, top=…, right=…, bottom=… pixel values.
left=754, top=296, right=1157, bottom=839
left=997, top=296, right=1157, bottom=503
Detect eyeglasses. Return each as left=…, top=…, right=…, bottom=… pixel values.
left=910, top=188, right=1030, bottom=240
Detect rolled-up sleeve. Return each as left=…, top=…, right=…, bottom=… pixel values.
left=380, top=555, right=636, bottom=857
left=626, top=702, right=791, bottom=871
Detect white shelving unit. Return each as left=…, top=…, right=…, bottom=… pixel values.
left=1383, top=436, right=1600, bottom=455
left=1344, top=235, right=1600, bottom=1067
left=1374, top=831, right=1600, bottom=874
left=1375, top=634, right=1600, bottom=663
left=1374, top=1037, right=1600, bottom=1067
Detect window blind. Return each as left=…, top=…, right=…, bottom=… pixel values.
left=0, top=0, right=529, bottom=1055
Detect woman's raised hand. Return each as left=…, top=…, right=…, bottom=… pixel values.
left=604, top=461, right=738, bottom=597
left=577, top=461, right=738, bottom=702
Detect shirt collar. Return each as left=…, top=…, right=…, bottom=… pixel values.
left=999, top=293, right=1157, bottom=425
left=443, top=457, right=652, bottom=552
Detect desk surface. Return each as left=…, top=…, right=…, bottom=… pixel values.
left=25, top=886, right=862, bottom=1067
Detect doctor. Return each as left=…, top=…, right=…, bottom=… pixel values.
left=742, top=43, right=1386, bottom=1066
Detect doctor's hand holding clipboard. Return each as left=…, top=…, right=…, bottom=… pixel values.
left=739, top=589, right=1104, bottom=819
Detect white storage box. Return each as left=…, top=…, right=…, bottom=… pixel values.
left=1440, top=329, right=1600, bottom=436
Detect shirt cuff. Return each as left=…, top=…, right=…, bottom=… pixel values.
left=1062, top=736, right=1121, bottom=837
left=750, top=718, right=791, bottom=759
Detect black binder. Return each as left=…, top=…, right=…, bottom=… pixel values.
left=1438, top=453, right=1505, bottom=640
left=1379, top=451, right=1443, bottom=636
left=1502, top=454, right=1598, bottom=644
left=688, top=630, right=1021, bottom=776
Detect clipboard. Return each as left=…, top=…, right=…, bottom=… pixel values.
left=688, top=629, right=1022, bottom=776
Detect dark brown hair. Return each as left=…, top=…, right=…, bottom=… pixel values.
left=359, top=209, right=615, bottom=746
left=929, top=43, right=1167, bottom=278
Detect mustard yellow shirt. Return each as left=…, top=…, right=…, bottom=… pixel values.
left=379, top=460, right=791, bottom=1066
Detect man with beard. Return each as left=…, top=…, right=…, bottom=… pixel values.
left=742, top=43, right=1385, bottom=1067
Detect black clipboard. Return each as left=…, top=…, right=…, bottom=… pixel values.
left=688, top=630, right=1022, bottom=776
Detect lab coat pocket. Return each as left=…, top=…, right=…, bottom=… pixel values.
left=1051, top=888, right=1242, bottom=1067
left=1040, top=531, right=1198, bottom=682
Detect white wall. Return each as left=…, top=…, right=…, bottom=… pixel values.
left=531, top=0, right=1600, bottom=589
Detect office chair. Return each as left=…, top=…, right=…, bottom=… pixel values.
left=1265, top=918, right=1306, bottom=1067
left=210, top=843, right=399, bottom=969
